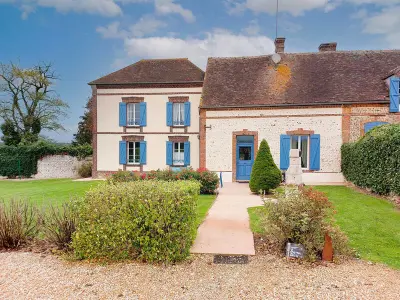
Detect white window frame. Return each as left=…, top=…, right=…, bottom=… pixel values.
left=127, top=103, right=141, bottom=127
left=290, top=135, right=310, bottom=170
left=172, top=103, right=185, bottom=126
left=173, top=142, right=185, bottom=166
left=127, top=141, right=141, bottom=165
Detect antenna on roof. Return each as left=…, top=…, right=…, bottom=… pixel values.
left=276, top=0, right=279, bottom=39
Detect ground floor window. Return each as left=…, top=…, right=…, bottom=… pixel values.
left=127, top=141, right=141, bottom=164
left=173, top=142, right=185, bottom=165
left=290, top=135, right=308, bottom=169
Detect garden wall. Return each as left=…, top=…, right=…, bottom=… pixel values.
left=34, top=155, right=89, bottom=179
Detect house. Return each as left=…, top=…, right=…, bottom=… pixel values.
left=89, top=38, right=400, bottom=184
left=89, top=58, right=204, bottom=178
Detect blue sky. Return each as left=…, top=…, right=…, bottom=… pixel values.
left=0, top=0, right=399, bottom=142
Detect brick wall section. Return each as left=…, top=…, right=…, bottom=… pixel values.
left=199, top=108, right=207, bottom=169
left=232, top=130, right=258, bottom=182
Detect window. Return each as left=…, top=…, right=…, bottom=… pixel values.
left=290, top=135, right=309, bottom=169
left=173, top=142, right=185, bottom=165
left=127, top=141, right=141, bottom=164
left=127, top=103, right=140, bottom=126
left=173, top=103, right=185, bottom=126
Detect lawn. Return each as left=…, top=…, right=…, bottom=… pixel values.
left=0, top=179, right=215, bottom=226
left=247, top=186, right=400, bottom=269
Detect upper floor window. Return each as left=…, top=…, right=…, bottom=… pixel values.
left=127, top=103, right=140, bottom=126
left=173, top=103, right=185, bottom=126
left=290, top=135, right=309, bottom=169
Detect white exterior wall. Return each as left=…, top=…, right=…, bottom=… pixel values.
left=205, top=107, right=344, bottom=184
left=96, top=87, right=201, bottom=172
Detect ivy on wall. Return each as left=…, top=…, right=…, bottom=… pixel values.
left=0, top=143, right=92, bottom=178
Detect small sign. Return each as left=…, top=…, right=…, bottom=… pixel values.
left=286, top=243, right=305, bottom=259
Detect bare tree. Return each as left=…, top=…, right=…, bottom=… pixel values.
left=0, top=62, right=69, bottom=145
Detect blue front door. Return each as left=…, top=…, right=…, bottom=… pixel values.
left=236, top=142, right=254, bottom=181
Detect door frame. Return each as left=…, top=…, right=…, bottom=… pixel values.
left=232, top=130, right=259, bottom=182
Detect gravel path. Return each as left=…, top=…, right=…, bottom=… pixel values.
left=1, top=252, right=399, bottom=299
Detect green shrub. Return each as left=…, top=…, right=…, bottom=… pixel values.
left=342, top=124, right=400, bottom=195
left=249, top=139, right=281, bottom=194
left=0, top=141, right=92, bottom=178
left=0, top=200, right=39, bottom=249
left=72, top=180, right=200, bottom=262
left=41, top=202, right=77, bottom=250
left=260, top=186, right=352, bottom=261
left=108, top=168, right=219, bottom=195
left=77, top=162, right=93, bottom=178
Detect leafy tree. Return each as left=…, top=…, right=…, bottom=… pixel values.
left=249, top=139, right=282, bottom=194
left=0, top=62, right=69, bottom=145
left=73, top=97, right=93, bottom=145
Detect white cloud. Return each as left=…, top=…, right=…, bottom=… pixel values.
left=242, top=20, right=260, bottom=36
left=124, top=30, right=275, bottom=68
left=97, top=21, right=129, bottom=39
left=361, top=6, right=400, bottom=48
left=227, top=0, right=400, bottom=16
left=130, top=15, right=166, bottom=37
left=155, top=0, right=195, bottom=23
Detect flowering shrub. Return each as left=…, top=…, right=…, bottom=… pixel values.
left=108, top=168, right=219, bottom=195
left=260, top=186, right=352, bottom=261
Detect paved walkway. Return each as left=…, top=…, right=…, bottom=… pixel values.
left=191, top=183, right=263, bottom=255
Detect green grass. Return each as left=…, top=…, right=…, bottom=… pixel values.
left=247, top=186, right=400, bottom=269
left=314, top=186, right=400, bottom=269
left=0, top=179, right=216, bottom=226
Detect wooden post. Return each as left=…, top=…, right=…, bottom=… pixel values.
left=322, top=233, right=333, bottom=262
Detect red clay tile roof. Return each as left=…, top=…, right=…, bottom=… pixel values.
left=201, top=50, right=400, bottom=108
left=89, top=58, right=204, bottom=85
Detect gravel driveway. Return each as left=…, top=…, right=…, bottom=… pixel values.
left=1, top=252, right=399, bottom=299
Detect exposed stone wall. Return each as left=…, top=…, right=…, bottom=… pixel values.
left=204, top=107, right=343, bottom=182
left=35, top=155, right=85, bottom=179
left=348, top=105, right=400, bottom=142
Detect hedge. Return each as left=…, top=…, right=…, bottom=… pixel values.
left=72, top=180, right=200, bottom=262
left=108, top=168, right=219, bottom=195
left=0, top=142, right=92, bottom=178
left=341, top=124, right=400, bottom=195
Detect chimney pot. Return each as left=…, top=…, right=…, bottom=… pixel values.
left=275, top=37, right=286, bottom=53
left=319, top=42, right=337, bottom=52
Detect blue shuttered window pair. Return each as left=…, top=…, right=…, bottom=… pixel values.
left=166, top=141, right=190, bottom=166
left=364, top=121, right=388, bottom=133
left=280, top=134, right=320, bottom=171
left=389, top=77, right=400, bottom=113
left=119, top=102, right=147, bottom=127
left=119, top=141, right=147, bottom=165
left=166, top=102, right=191, bottom=127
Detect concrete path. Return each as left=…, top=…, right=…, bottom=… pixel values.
left=191, top=183, right=263, bottom=256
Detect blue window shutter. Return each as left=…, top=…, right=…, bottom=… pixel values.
left=184, top=142, right=190, bottom=166
left=310, top=134, right=321, bottom=171
left=389, top=77, right=400, bottom=113
left=166, top=102, right=173, bottom=126
left=140, top=141, right=147, bottom=165
left=140, top=102, right=147, bottom=127
left=119, top=141, right=127, bottom=165
left=119, top=102, right=127, bottom=127
left=364, top=121, right=388, bottom=133
left=166, top=141, right=173, bottom=165
left=280, top=135, right=290, bottom=170
left=184, top=102, right=191, bottom=126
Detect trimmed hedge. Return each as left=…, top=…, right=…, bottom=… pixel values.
left=249, top=139, right=281, bottom=194
left=72, top=181, right=200, bottom=262
left=342, top=124, right=400, bottom=195
left=0, top=142, right=92, bottom=178
left=108, top=168, right=219, bottom=195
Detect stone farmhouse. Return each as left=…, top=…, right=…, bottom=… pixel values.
left=89, top=38, right=400, bottom=184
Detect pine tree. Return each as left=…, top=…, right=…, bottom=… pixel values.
left=249, top=139, right=282, bottom=194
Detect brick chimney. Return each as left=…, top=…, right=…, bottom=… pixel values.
left=319, top=42, right=337, bottom=52
left=275, top=37, right=286, bottom=53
